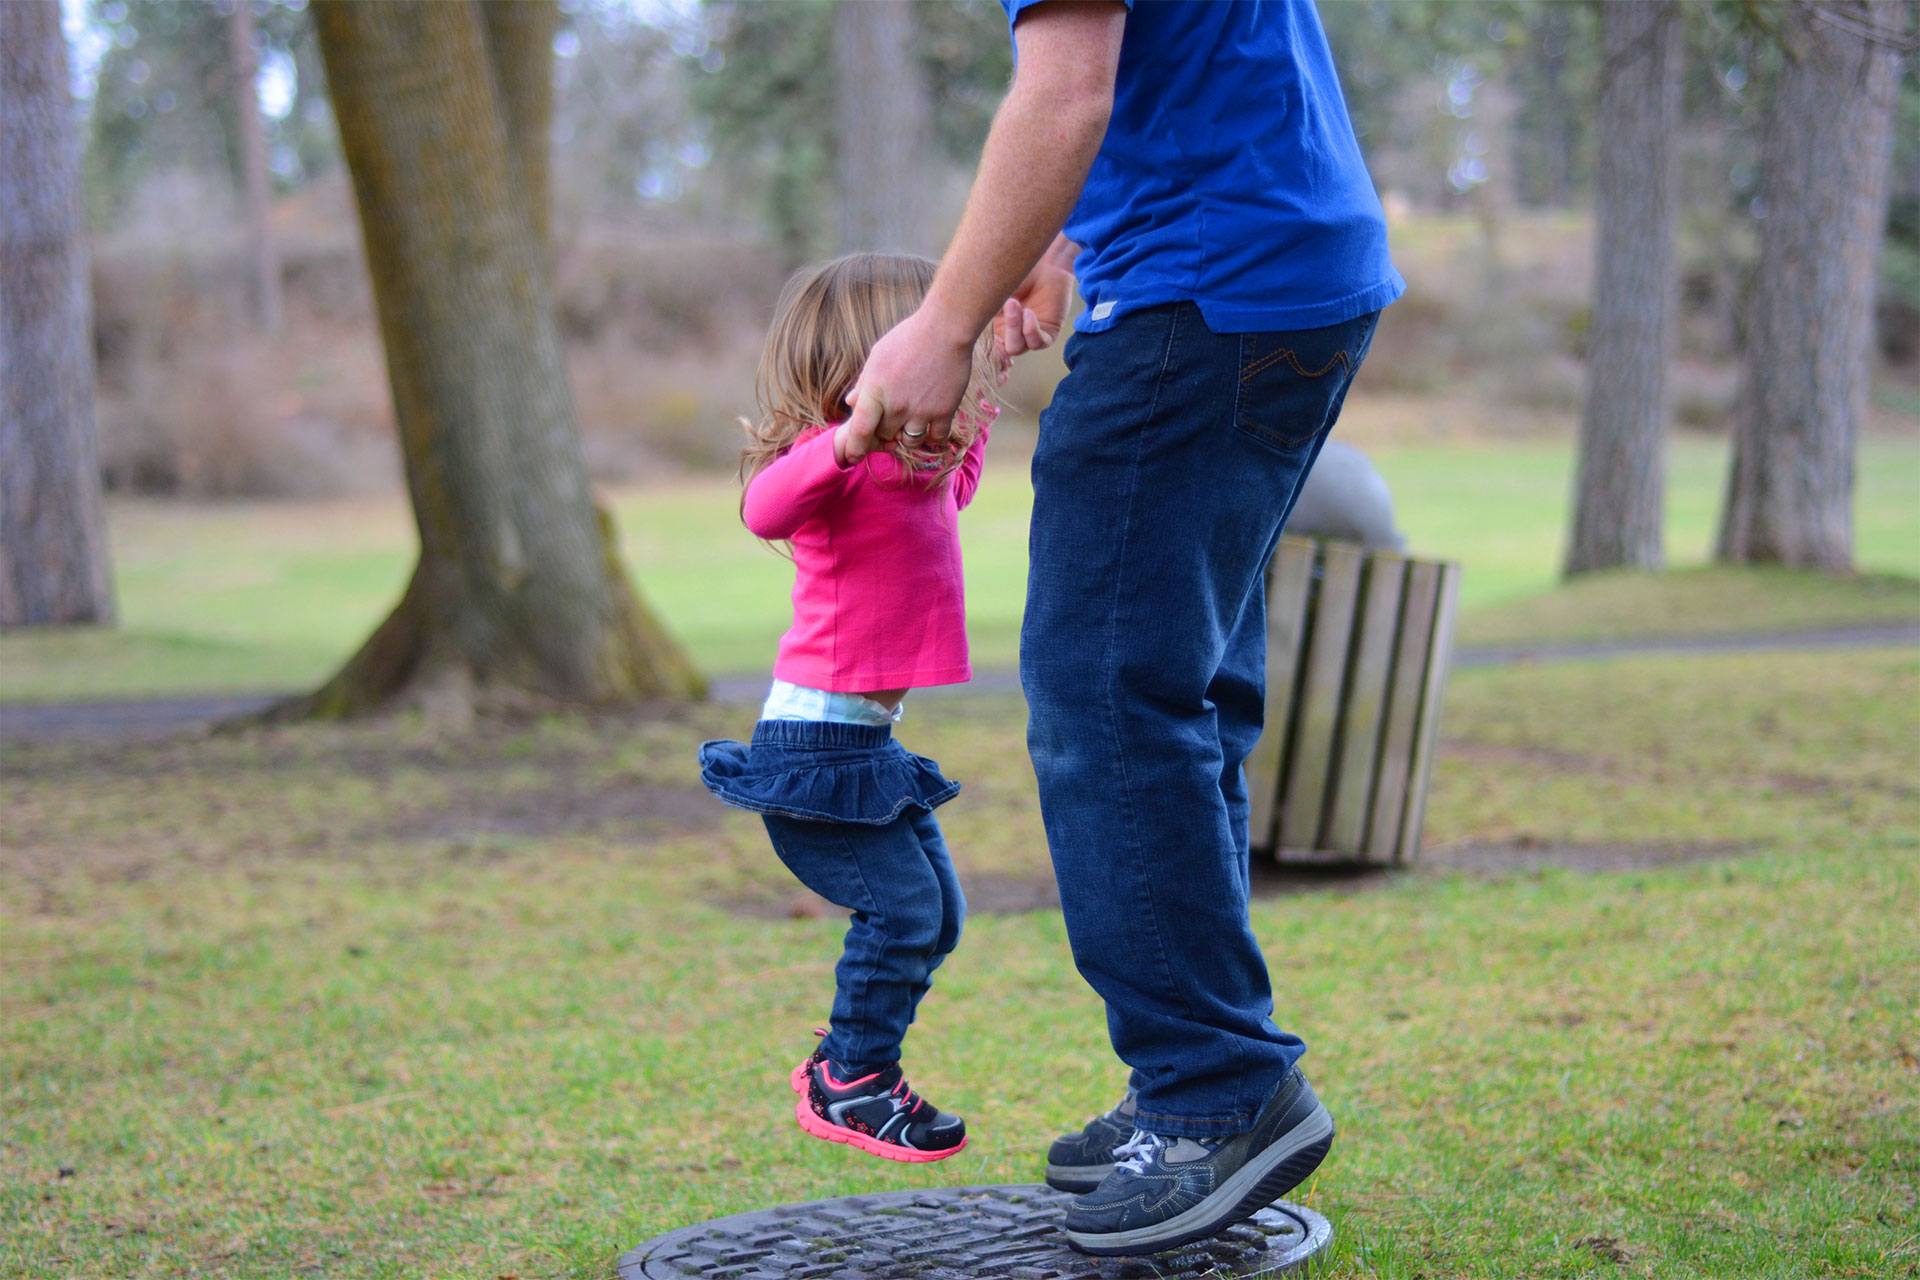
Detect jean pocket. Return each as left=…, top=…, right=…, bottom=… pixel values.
left=1232, top=314, right=1378, bottom=453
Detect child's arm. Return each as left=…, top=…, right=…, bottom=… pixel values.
left=951, top=406, right=996, bottom=511
left=742, top=427, right=857, bottom=540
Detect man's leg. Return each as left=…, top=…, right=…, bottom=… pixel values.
left=1023, top=303, right=1375, bottom=1138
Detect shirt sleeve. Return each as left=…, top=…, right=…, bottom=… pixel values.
left=1003, top=0, right=1133, bottom=38
left=951, top=407, right=996, bottom=512
left=742, top=429, right=856, bottom=540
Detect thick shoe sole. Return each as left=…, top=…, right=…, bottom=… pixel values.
left=1062, top=1103, right=1334, bottom=1257
left=1044, top=1161, right=1113, bottom=1193
left=793, top=1097, right=968, bottom=1163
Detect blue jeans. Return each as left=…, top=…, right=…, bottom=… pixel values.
left=697, top=720, right=966, bottom=1071
left=1021, top=302, right=1379, bottom=1139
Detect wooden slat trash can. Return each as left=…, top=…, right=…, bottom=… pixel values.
left=1245, top=536, right=1461, bottom=866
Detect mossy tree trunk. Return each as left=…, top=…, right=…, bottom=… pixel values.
left=1716, top=0, right=1903, bottom=571
left=0, top=0, right=115, bottom=628
left=291, top=0, right=702, bottom=719
left=1564, top=0, right=1681, bottom=577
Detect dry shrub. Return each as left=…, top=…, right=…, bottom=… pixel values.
left=1670, top=361, right=1738, bottom=431
left=101, top=344, right=333, bottom=497
left=569, top=331, right=763, bottom=480
left=1354, top=214, right=1593, bottom=412
left=91, top=203, right=396, bottom=498
left=89, top=179, right=788, bottom=495
left=553, top=221, right=783, bottom=352
left=556, top=221, right=786, bottom=480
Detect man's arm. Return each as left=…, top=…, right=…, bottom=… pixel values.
left=841, top=1, right=1125, bottom=459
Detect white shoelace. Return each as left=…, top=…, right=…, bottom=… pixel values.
left=1113, top=1128, right=1167, bottom=1174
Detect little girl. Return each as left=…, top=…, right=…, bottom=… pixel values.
left=698, top=252, right=998, bottom=1163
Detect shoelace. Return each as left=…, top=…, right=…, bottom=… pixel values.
left=1113, top=1128, right=1168, bottom=1175
left=888, top=1075, right=923, bottom=1113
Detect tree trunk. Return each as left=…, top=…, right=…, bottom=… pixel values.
left=1564, top=0, right=1681, bottom=577
left=833, top=0, right=929, bottom=255
left=230, top=0, right=283, bottom=333
left=0, top=0, right=115, bottom=628
left=476, top=0, right=556, bottom=253
left=295, top=0, right=701, bottom=718
left=1539, top=4, right=1573, bottom=209
left=1716, top=0, right=1902, bottom=570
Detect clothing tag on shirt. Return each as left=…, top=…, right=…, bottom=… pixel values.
left=1091, top=300, right=1115, bottom=321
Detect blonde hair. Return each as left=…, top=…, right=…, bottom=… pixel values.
left=740, top=252, right=996, bottom=506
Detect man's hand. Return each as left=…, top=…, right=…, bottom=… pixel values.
left=843, top=2, right=1120, bottom=454
left=840, top=307, right=977, bottom=463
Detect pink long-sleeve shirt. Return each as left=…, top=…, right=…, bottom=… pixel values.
left=743, top=420, right=990, bottom=692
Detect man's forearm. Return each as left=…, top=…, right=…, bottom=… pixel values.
left=918, top=14, right=1118, bottom=349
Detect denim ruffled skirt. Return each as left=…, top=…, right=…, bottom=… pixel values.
left=698, top=719, right=960, bottom=825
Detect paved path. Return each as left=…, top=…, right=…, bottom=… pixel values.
left=3, top=621, right=1914, bottom=746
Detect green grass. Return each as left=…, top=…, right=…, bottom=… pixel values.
left=1455, top=564, right=1919, bottom=647
left=1, top=433, right=1916, bottom=702
left=4, top=647, right=1917, bottom=1277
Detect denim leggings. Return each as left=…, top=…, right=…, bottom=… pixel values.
left=698, top=719, right=966, bottom=1071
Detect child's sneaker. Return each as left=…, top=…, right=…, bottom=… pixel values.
left=791, top=1044, right=967, bottom=1162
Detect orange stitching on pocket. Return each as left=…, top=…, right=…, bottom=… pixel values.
left=1238, top=346, right=1353, bottom=384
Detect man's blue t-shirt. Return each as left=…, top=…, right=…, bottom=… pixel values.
left=1001, top=0, right=1404, bottom=334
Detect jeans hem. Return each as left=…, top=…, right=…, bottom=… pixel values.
left=1132, top=1105, right=1260, bottom=1140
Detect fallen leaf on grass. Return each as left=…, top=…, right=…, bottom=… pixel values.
left=1578, top=1235, right=1632, bottom=1265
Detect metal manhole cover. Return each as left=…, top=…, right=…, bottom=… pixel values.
left=619, top=1183, right=1330, bottom=1279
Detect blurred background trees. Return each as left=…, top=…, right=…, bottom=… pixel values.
left=36, top=0, right=1920, bottom=570
left=295, top=0, right=700, bottom=716
left=1565, top=0, right=1684, bottom=576
left=2, top=0, right=115, bottom=628
left=1717, top=0, right=1906, bottom=569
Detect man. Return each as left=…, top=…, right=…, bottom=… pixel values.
left=843, top=0, right=1402, bottom=1256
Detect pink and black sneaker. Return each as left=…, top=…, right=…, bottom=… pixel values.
left=789, top=1041, right=967, bottom=1163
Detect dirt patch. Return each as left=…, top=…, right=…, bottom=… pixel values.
left=378, top=779, right=718, bottom=843
left=1417, top=837, right=1757, bottom=875
left=715, top=838, right=1758, bottom=921
left=721, top=873, right=1064, bottom=923
left=714, top=840, right=1758, bottom=921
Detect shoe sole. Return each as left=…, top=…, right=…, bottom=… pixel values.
left=1062, top=1103, right=1334, bottom=1257
left=793, top=1097, right=968, bottom=1163
left=1044, top=1161, right=1112, bottom=1193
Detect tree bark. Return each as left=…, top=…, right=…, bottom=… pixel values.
left=1716, top=0, right=1903, bottom=570
left=230, top=0, right=283, bottom=333
left=832, top=0, right=930, bottom=255
left=1564, top=0, right=1681, bottom=577
left=0, top=0, right=115, bottom=628
left=295, top=0, right=701, bottom=717
left=476, top=0, right=556, bottom=252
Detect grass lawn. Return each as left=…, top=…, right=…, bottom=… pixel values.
left=3, top=644, right=1917, bottom=1278
left=1, top=431, right=1916, bottom=703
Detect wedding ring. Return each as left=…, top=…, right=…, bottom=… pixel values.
left=902, top=425, right=928, bottom=440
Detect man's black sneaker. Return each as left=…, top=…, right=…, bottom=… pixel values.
left=1044, top=1087, right=1137, bottom=1191
left=790, top=1047, right=968, bottom=1163
left=1062, top=1067, right=1334, bottom=1256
